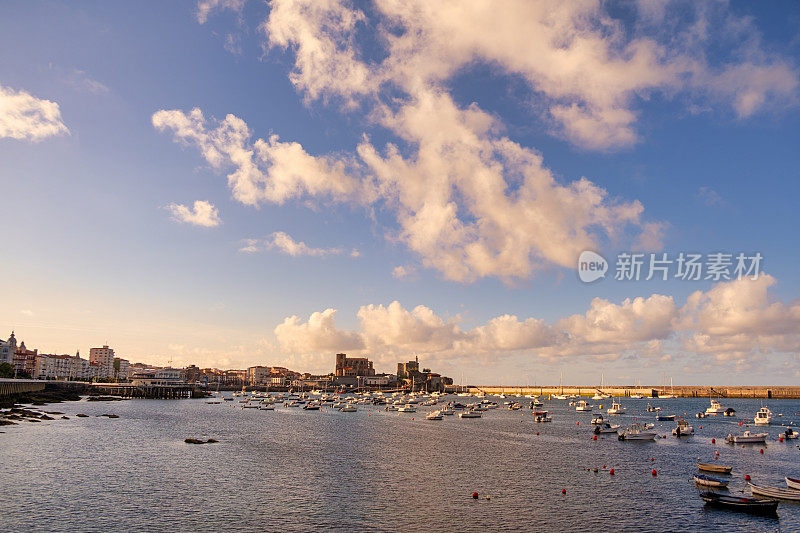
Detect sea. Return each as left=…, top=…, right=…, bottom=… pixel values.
left=3, top=394, right=800, bottom=532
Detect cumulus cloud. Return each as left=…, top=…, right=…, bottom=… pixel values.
left=167, top=200, right=222, bottom=227
left=0, top=84, right=69, bottom=141
left=171, top=1, right=796, bottom=282
left=239, top=231, right=356, bottom=257
left=273, top=275, right=800, bottom=370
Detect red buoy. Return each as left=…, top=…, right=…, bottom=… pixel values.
left=651, top=457, right=655, bottom=462
left=760, top=449, right=764, bottom=454
left=745, top=475, right=751, bottom=481
left=593, top=435, right=597, bottom=440
left=610, top=468, right=615, bottom=475
left=562, top=489, right=567, bottom=494
left=780, top=437, right=784, bottom=442
left=472, top=492, right=479, bottom=499
left=652, top=469, right=657, bottom=476
left=603, top=465, right=606, bottom=469
left=711, top=438, right=715, bottom=444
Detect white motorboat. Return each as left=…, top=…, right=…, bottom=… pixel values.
left=629, top=394, right=644, bottom=399
left=705, top=399, right=726, bottom=415
left=398, top=404, right=417, bottom=413
left=533, top=411, right=552, bottom=422
left=591, top=414, right=606, bottom=424
left=339, top=404, right=358, bottom=412
left=459, top=410, right=482, bottom=419
left=754, top=406, right=772, bottom=425
left=593, top=422, right=620, bottom=434
left=440, top=408, right=455, bottom=416
left=553, top=394, right=568, bottom=400
left=617, top=423, right=657, bottom=441
left=591, top=393, right=605, bottom=400
left=426, top=410, right=443, bottom=420
left=532, top=397, right=544, bottom=407
left=725, top=430, right=768, bottom=444
left=575, top=400, right=592, bottom=412
left=607, top=401, right=625, bottom=415
left=672, top=419, right=694, bottom=436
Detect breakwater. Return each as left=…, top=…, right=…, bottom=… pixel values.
left=470, top=385, right=800, bottom=399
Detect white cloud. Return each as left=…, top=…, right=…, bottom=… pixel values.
left=196, top=0, right=245, bottom=24
left=273, top=275, right=800, bottom=371
left=0, top=84, right=69, bottom=141
left=167, top=200, right=222, bottom=227
left=238, top=231, right=357, bottom=257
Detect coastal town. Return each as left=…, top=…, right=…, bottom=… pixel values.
left=0, top=330, right=455, bottom=393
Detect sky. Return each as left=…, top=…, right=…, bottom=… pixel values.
left=1, top=0, right=800, bottom=386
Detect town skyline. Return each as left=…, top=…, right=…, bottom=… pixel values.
left=3, top=2, right=800, bottom=386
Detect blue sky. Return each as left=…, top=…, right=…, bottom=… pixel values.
left=2, top=1, right=800, bottom=385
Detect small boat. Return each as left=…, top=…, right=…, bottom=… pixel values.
left=724, top=408, right=737, bottom=417
left=607, top=401, right=625, bottom=415
left=259, top=404, right=275, bottom=411
left=398, top=404, right=416, bottom=413
left=590, top=414, right=606, bottom=424
left=339, top=404, right=357, bottom=412
left=303, top=402, right=321, bottom=410
left=705, top=399, right=726, bottom=415
left=426, top=410, right=443, bottom=420
left=645, top=403, right=656, bottom=412
left=699, top=491, right=778, bottom=514
left=594, top=422, right=620, bottom=434
left=617, top=423, right=657, bottom=441
left=532, top=398, right=544, bottom=407
left=657, top=413, right=676, bottom=421
left=785, top=476, right=800, bottom=490
left=459, top=410, right=482, bottom=419
left=440, top=408, right=455, bottom=416
left=697, top=462, right=732, bottom=474
left=205, top=400, right=222, bottom=404
left=575, top=400, right=592, bottom=412
left=694, top=474, right=729, bottom=488
left=725, top=430, right=768, bottom=444
left=629, top=394, right=644, bottom=399
left=673, top=419, right=694, bottom=436
left=754, top=406, right=772, bottom=425
left=783, top=428, right=800, bottom=440
left=533, top=411, right=552, bottom=422
left=749, top=482, right=800, bottom=501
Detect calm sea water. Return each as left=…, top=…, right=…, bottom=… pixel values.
left=3, top=395, right=800, bottom=532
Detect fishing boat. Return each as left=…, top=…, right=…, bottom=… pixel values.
left=440, top=407, right=455, bottom=416
left=594, top=422, right=620, bottom=434
left=533, top=411, right=552, bottom=422
left=607, top=401, right=625, bottom=415
left=657, top=413, right=676, bottom=421
left=532, top=397, right=544, bottom=407
left=725, top=430, right=768, bottom=444
left=617, top=423, right=657, bottom=441
left=693, top=474, right=729, bottom=488
left=749, top=482, right=800, bottom=501
left=673, top=419, right=694, bottom=436
left=754, top=406, right=772, bottom=425
left=697, top=462, right=732, bottom=474
left=339, top=404, right=357, bottom=412
left=575, top=400, right=592, bottom=412
left=398, top=404, right=417, bottom=413
left=785, top=477, right=800, bottom=490
left=459, top=410, right=482, bottom=419
left=645, top=403, right=657, bottom=412
left=591, top=414, right=606, bottom=424
left=698, top=491, right=778, bottom=514
left=425, top=410, right=443, bottom=420
left=705, top=399, right=726, bottom=415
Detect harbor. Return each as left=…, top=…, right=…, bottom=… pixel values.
left=5, top=391, right=800, bottom=531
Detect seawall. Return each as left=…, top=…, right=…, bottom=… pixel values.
left=469, top=385, right=800, bottom=399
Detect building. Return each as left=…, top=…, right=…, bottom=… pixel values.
left=114, top=357, right=130, bottom=381
left=335, top=353, right=375, bottom=377
left=89, top=345, right=115, bottom=380
left=397, top=357, right=453, bottom=392
left=246, top=365, right=271, bottom=385
left=1, top=331, right=17, bottom=365
left=34, top=352, right=96, bottom=381
left=12, top=341, right=38, bottom=376
left=130, top=367, right=186, bottom=386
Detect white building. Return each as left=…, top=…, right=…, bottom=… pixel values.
left=89, top=345, right=115, bottom=379
left=246, top=366, right=270, bottom=385
left=34, top=352, right=96, bottom=381
left=130, top=367, right=186, bottom=386
left=1, top=331, right=17, bottom=365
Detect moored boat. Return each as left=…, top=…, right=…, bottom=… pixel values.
left=673, top=419, right=694, bottom=436
left=459, top=410, right=482, bottom=419
left=425, top=410, right=443, bottom=420
left=697, top=462, right=732, bottom=474
left=754, top=406, right=772, bottom=425
left=705, top=399, right=727, bottom=415
left=698, top=491, right=778, bottom=514
left=575, top=400, right=592, bottom=412
left=749, top=482, right=800, bottom=501
left=783, top=427, right=800, bottom=440
left=591, top=413, right=606, bottom=424
left=694, top=474, right=729, bottom=488
left=607, top=401, right=625, bottom=415
left=617, top=423, right=656, bottom=441
left=725, top=430, right=768, bottom=444
left=657, top=413, right=676, bottom=421
left=785, top=476, right=800, bottom=490
left=593, top=422, right=620, bottom=434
